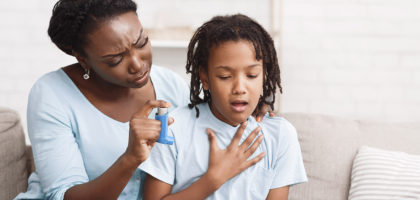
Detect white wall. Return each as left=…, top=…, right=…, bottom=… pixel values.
left=1, top=0, right=419, bottom=144
left=280, top=0, right=420, bottom=122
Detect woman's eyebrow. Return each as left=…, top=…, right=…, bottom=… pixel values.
left=101, top=29, right=144, bottom=58
left=133, top=29, right=143, bottom=45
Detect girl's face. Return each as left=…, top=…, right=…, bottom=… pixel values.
left=79, top=11, right=152, bottom=88
left=200, top=40, right=264, bottom=126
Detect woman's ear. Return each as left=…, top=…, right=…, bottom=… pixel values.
left=72, top=50, right=89, bottom=70
left=199, top=67, right=209, bottom=90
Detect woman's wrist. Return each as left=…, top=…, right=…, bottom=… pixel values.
left=121, top=152, right=143, bottom=168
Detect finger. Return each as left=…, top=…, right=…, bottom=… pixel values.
left=132, top=100, right=171, bottom=118
left=131, top=129, right=160, bottom=141
left=130, top=119, right=162, bottom=131
left=245, top=152, right=266, bottom=168
left=239, top=126, right=261, bottom=151
left=245, top=135, right=264, bottom=157
left=256, top=104, right=269, bottom=122
left=168, top=117, right=175, bottom=126
left=227, top=121, right=247, bottom=149
left=206, top=128, right=220, bottom=151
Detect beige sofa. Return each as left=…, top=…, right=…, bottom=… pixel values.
left=1, top=107, right=420, bottom=200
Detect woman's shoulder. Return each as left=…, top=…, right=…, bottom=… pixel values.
left=30, top=68, right=70, bottom=96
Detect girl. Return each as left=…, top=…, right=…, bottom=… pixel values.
left=140, top=14, right=307, bottom=199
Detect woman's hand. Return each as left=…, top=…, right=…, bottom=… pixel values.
left=204, top=121, right=265, bottom=188
left=254, top=103, right=275, bottom=122
left=124, top=100, right=172, bottom=165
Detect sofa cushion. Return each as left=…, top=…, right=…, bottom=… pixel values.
left=349, top=146, right=420, bottom=199
left=282, top=113, right=420, bottom=200
left=0, top=107, right=28, bottom=200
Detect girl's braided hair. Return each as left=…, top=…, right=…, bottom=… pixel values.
left=186, top=14, right=282, bottom=117
left=48, top=0, right=137, bottom=56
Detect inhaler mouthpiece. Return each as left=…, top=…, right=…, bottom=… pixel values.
left=157, top=107, right=168, bottom=115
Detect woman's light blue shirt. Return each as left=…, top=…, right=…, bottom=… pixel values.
left=15, top=65, right=189, bottom=200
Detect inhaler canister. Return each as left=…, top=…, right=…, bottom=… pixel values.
left=155, top=107, right=174, bottom=145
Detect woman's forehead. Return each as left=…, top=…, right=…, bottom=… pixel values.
left=85, top=12, right=142, bottom=57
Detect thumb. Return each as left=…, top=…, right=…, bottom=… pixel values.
left=206, top=128, right=219, bottom=151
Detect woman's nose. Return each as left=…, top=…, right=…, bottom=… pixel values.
left=128, top=54, right=144, bottom=74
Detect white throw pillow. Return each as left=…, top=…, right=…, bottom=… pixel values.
left=349, top=146, right=420, bottom=200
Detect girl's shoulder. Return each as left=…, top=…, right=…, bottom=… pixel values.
left=260, top=115, right=297, bottom=138
left=258, top=115, right=299, bottom=152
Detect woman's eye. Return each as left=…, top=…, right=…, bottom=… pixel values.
left=107, top=57, right=123, bottom=67
left=247, top=74, right=258, bottom=78
left=136, top=37, right=149, bottom=49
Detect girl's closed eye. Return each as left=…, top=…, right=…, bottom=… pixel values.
left=217, top=75, right=231, bottom=80
left=247, top=74, right=259, bottom=79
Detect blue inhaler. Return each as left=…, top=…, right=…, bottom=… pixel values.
left=155, top=107, right=174, bottom=145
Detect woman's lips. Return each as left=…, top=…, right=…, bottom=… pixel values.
left=230, top=101, right=248, bottom=112
left=133, top=71, right=149, bottom=85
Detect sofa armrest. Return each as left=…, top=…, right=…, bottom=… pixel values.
left=26, top=145, right=35, bottom=176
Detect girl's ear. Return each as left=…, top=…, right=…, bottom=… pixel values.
left=72, top=50, right=89, bottom=70
left=199, top=67, right=209, bottom=90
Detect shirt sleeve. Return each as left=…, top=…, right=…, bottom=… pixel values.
left=139, top=128, right=177, bottom=185
left=173, top=70, right=191, bottom=107
left=27, top=80, right=89, bottom=199
left=270, top=120, right=308, bottom=189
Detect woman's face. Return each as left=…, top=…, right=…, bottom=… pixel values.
left=81, top=11, right=152, bottom=88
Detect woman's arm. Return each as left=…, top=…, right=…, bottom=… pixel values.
left=63, top=100, right=171, bottom=200
left=266, top=186, right=289, bottom=200
left=143, top=122, right=265, bottom=200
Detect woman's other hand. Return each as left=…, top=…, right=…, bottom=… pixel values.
left=204, top=121, right=265, bottom=188
left=254, top=103, right=275, bottom=122
left=125, top=100, right=172, bottom=165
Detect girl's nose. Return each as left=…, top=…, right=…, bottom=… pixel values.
left=232, top=77, right=246, bottom=95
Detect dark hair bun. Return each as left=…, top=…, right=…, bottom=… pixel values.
left=48, top=0, right=137, bottom=56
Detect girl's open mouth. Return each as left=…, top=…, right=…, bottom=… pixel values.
left=230, top=101, right=248, bottom=112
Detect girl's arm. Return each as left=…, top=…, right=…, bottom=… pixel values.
left=143, top=122, right=265, bottom=200
left=266, top=186, right=289, bottom=200
left=64, top=100, right=170, bottom=200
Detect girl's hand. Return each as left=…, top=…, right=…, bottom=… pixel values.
left=204, top=121, right=265, bottom=188
left=124, top=100, right=172, bottom=165
left=254, top=103, right=275, bottom=122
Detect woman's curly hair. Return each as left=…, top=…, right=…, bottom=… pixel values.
left=48, top=0, right=137, bottom=56
left=186, top=14, right=282, bottom=117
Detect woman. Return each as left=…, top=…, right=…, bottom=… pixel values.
left=16, top=0, right=271, bottom=199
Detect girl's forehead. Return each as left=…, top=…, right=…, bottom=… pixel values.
left=207, top=40, right=262, bottom=70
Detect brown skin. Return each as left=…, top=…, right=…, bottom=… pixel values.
left=60, top=12, right=268, bottom=200
left=143, top=40, right=287, bottom=200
